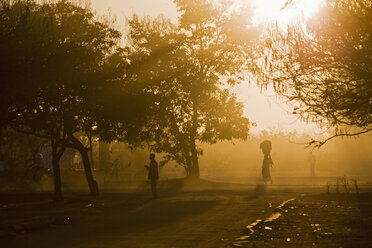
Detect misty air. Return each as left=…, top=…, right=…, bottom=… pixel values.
left=0, top=0, right=371, bottom=247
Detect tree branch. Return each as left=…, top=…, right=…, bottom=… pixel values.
left=307, top=127, right=372, bottom=148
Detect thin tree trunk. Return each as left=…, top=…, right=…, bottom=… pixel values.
left=80, top=147, right=99, bottom=195
left=51, top=140, right=65, bottom=202
left=68, top=133, right=99, bottom=196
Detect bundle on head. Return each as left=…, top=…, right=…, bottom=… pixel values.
left=260, top=140, right=272, bottom=156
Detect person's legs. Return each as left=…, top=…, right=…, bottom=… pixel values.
left=150, top=179, right=158, bottom=199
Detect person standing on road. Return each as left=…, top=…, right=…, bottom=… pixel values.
left=145, top=153, right=159, bottom=199
left=308, top=152, right=316, bottom=177
left=260, top=140, right=274, bottom=184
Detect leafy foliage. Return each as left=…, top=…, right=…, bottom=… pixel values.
left=126, top=0, right=257, bottom=176
left=0, top=0, right=138, bottom=199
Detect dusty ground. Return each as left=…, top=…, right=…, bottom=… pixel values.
left=0, top=179, right=371, bottom=248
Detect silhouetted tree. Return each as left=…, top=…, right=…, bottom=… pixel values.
left=127, top=0, right=257, bottom=177
left=258, top=0, right=372, bottom=146
left=0, top=0, right=128, bottom=200
left=0, top=0, right=43, bottom=140
left=1, top=0, right=67, bottom=200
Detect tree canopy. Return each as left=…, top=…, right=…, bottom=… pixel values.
left=0, top=0, right=153, bottom=200
left=126, top=0, right=257, bottom=177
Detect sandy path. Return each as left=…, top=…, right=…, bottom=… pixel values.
left=2, top=186, right=304, bottom=248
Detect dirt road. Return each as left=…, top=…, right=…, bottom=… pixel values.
left=1, top=182, right=305, bottom=248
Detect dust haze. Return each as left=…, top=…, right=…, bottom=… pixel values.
left=1, top=0, right=371, bottom=247
left=1, top=129, right=371, bottom=192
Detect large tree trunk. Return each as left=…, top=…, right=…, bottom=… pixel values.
left=185, top=152, right=192, bottom=176
left=189, top=96, right=200, bottom=179
left=68, top=133, right=99, bottom=196
left=189, top=138, right=200, bottom=179
left=51, top=140, right=65, bottom=202
left=180, top=141, right=192, bottom=176
left=80, top=147, right=99, bottom=196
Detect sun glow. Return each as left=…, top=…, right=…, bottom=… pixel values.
left=89, top=0, right=326, bottom=134
left=251, top=0, right=324, bottom=26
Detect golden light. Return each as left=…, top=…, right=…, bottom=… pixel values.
left=251, top=0, right=324, bottom=26
left=89, top=0, right=327, bottom=134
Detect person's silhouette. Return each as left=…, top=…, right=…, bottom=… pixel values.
left=145, top=153, right=159, bottom=199
left=308, top=152, right=316, bottom=177
left=260, top=140, right=273, bottom=184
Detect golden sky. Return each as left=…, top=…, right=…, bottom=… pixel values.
left=89, top=0, right=324, bottom=135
